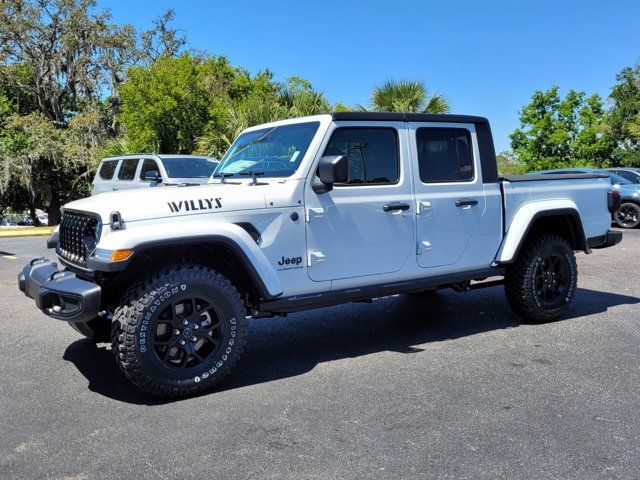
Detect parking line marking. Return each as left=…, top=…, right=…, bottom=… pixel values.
left=2, top=255, right=18, bottom=260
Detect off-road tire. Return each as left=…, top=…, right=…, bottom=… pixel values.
left=614, top=202, right=640, bottom=229
left=504, top=234, right=577, bottom=323
left=67, top=315, right=112, bottom=343
left=111, top=264, right=248, bottom=398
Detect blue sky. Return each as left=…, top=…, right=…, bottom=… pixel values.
left=102, top=0, right=640, bottom=152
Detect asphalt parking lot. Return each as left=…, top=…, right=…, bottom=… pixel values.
left=1, top=231, right=639, bottom=479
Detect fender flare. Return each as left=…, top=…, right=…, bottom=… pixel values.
left=495, top=200, right=588, bottom=263
left=88, top=222, right=284, bottom=300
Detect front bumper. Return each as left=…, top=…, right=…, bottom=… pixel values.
left=18, top=258, right=101, bottom=323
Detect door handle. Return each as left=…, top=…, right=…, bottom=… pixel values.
left=455, top=199, right=478, bottom=207
left=383, top=202, right=410, bottom=212
left=112, top=186, right=119, bottom=191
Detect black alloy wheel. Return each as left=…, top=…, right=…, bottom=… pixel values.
left=533, top=252, right=571, bottom=309
left=615, top=203, right=640, bottom=228
left=153, top=297, right=225, bottom=369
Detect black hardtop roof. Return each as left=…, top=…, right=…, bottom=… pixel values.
left=330, top=112, right=489, bottom=124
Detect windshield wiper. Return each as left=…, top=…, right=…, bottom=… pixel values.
left=212, top=172, right=235, bottom=184
left=240, top=171, right=265, bottom=185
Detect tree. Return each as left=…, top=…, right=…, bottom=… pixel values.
left=0, top=0, right=186, bottom=224
left=195, top=75, right=331, bottom=157
left=605, top=65, right=640, bottom=166
left=361, top=80, right=450, bottom=113
left=0, top=113, right=64, bottom=224
left=0, top=1, right=185, bottom=124
left=119, top=54, right=213, bottom=153
left=496, top=151, right=526, bottom=175
left=510, top=86, right=614, bottom=171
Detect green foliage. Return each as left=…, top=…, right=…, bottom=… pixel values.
left=605, top=65, right=640, bottom=167
left=496, top=151, right=526, bottom=175
left=0, top=113, right=64, bottom=224
left=510, top=86, right=614, bottom=171
left=363, top=80, right=450, bottom=113
left=332, top=102, right=352, bottom=112
left=119, top=54, right=212, bottom=153
left=195, top=75, right=331, bottom=157
left=0, top=0, right=186, bottom=222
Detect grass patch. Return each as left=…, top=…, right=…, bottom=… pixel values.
left=0, top=226, right=55, bottom=238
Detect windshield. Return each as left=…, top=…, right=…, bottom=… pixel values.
left=608, top=173, right=633, bottom=185
left=215, top=122, right=320, bottom=178
left=162, top=157, right=218, bottom=178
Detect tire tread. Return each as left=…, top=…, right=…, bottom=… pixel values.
left=111, top=264, right=247, bottom=398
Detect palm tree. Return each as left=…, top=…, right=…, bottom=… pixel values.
left=364, top=80, right=450, bottom=114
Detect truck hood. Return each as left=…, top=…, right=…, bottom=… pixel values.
left=64, top=183, right=268, bottom=223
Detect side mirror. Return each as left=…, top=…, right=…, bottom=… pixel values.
left=314, top=155, right=348, bottom=193
left=144, top=171, right=162, bottom=183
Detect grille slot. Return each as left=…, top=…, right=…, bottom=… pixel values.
left=57, top=212, right=99, bottom=266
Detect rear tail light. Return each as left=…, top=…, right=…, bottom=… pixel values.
left=608, top=190, right=621, bottom=213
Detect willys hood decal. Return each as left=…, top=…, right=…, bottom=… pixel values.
left=64, top=183, right=267, bottom=223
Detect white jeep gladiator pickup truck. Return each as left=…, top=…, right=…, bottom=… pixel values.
left=19, top=112, right=623, bottom=397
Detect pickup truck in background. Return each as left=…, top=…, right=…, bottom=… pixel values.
left=19, top=112, right=622, bottom=397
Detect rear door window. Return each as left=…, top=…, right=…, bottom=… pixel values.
left=98, top=160, right=119, bottom=180
left=416, top=128, right=474, bottom=183
left=118, top=159, right=139, bottom=181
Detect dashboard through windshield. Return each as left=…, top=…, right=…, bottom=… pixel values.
left=215, top=122, right=320, bottom=178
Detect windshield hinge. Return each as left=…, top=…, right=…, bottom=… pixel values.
left=307, top=251, right=326, bottom=267
left=305, top=207, right=325, bottom=222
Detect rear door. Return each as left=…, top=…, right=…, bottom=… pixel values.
left=409, top=123, right=486, bottom=268
left=304, top=122, right=414, bottom=281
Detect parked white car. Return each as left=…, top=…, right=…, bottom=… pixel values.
left=92, top=154, right=218, bottom=195
left=20, top=112, right=622, bottom=398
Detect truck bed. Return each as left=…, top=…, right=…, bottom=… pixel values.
left=499, top=173, right=613, bottom=241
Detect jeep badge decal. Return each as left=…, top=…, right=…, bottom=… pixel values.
left=277, top=255, right=304, bottom=272
left=167, top=198, right=222, bottom=213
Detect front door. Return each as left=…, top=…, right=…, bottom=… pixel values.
left=409, top=123, right=486, bottom=268
left=304, top=123, right=414, bottom=282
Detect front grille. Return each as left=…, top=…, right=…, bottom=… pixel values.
left=57, top=211, right=100, bottom=266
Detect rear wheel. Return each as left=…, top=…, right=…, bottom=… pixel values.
left=112, top=264, right=248, bottom=398
left=614, top=202, right=640, bottom=229
left=504, top=234, right=577, bottom=323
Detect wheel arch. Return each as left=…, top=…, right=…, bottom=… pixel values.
left=93, top=224, right=284, bottom=306
left=497, top=205, right=588, bottom=263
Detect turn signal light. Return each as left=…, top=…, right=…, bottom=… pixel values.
left=110, top=249, right=133, bottom=261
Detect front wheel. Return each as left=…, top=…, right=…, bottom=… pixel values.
left=614, top=202, right=640, bottom=229
left=504, top=234, right=578, bottom=323
left=111, top=264, right=248, bottom=398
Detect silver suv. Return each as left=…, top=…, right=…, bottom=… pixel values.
left=92, top=154, right=218, bottom=195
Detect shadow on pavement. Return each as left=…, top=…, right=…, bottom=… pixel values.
left=63, top=286, right=639, bottom=405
